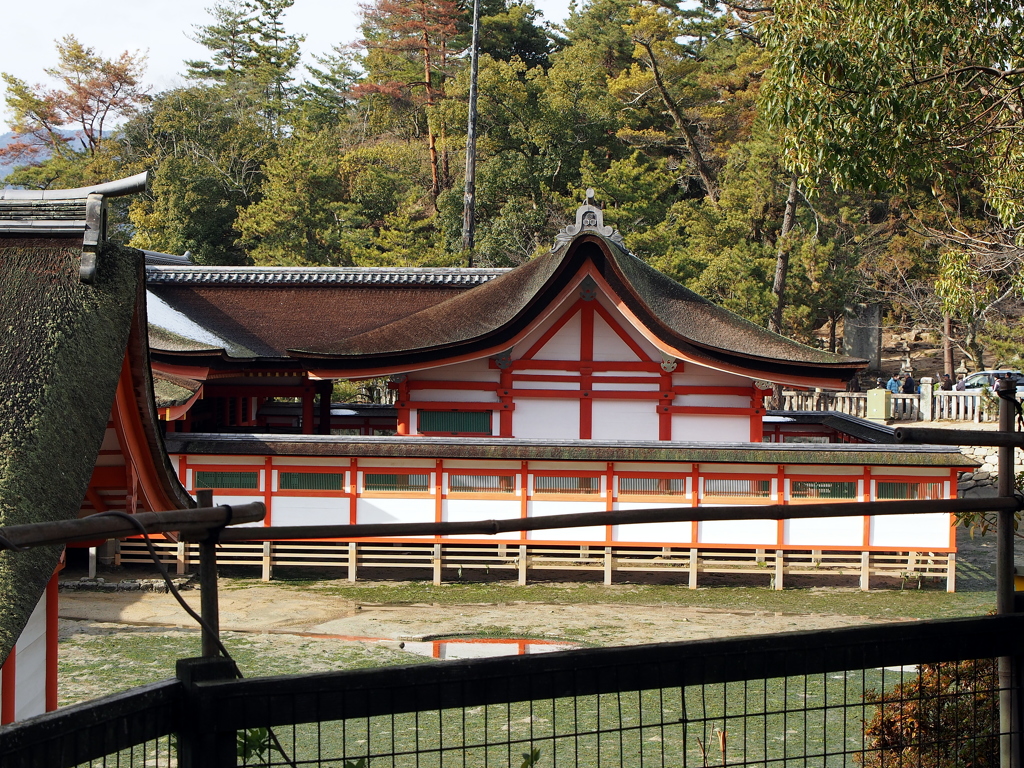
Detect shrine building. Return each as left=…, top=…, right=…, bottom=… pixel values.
left=138, top=195, right=973, bottom=589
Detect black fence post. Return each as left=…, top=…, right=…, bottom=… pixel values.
left=996, top=382, right=1021, bottom=768
left=176, top=656, right=238, bottom=768
left=195, top=489, right=222, bottom=658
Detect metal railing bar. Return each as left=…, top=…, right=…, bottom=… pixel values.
left=191, top=614, right=1024, bottom=730
left=0, top=503, right=266, bottom=550
left=0, top=679, right=181, bottom=768
left=216, top=497, right=1018, bottom=542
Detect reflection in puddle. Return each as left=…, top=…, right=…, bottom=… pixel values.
left=402, top=638, right=580, bottom=660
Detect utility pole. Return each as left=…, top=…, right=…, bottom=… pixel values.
left=461, top=0, right=481, bottom=266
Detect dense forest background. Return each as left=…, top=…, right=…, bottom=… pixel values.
left=3, top=0, right=1023, bottom=370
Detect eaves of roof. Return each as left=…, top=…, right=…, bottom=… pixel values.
left=164, top=433, right=975, bottom=467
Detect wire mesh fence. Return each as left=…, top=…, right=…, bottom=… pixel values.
left=233, top=661, right=1000, bottom=768
left=2, top=615, right=1018, bottom=768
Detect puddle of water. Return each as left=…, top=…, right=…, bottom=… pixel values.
left=403, top=637, right=581, bottom=660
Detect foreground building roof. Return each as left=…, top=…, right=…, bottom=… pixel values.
left=0, top=174, right=191, bottom=666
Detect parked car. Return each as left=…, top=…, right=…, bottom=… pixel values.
left=960, top=369, right=1024, bottom=395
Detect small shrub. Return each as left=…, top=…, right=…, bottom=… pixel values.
left=859, top=659, right=998, bottom=767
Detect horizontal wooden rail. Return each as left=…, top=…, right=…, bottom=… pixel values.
left=895, top=426, right=1024, bottom=447
left=217, top=497, right=1018, bottom=542
left=0, top=503, right=266, bottom=550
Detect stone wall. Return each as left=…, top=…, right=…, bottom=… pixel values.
left=957, top=446, right=1024, bottom=498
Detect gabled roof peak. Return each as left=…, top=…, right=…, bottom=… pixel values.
left=552, top=188, right=625, bottom=251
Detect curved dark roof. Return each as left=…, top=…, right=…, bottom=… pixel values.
left=0, top=241, right=137, bottom=663
left=147, top=267, right=508, bottom=360
left=290, top=235, right=864, bottom=381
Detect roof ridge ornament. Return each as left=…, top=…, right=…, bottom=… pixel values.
left=552, top=188, right=625, bottom=251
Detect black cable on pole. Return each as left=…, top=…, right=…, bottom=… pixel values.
left=94, top=509, right=300, bottom=768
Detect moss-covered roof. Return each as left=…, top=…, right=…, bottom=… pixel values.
left=0, top=239, right=140, bottom=663
left=288, top=236, right=865, bottom=383
left=152, top=370, right=203, bottom=408
left=163, top=433, right=975, bottom=467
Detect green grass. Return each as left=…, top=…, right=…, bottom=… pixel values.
left=224, top=576, right=997, bottom=621
left=58, top=628, right=426, bottom=707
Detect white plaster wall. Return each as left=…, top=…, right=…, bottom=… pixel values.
left=613, top=501, right=692, bottom=543
left=673, top=415, right=749, bottom=442
left=357, top=498, right=435, bottom=535
left=14, top=593, right=47, bottom=721
left=528, top=500, right=607, bottom=541
left=271, top=497, right=349, bottom=527
left=870, top=513, right=952, bottom=548
left=592, top=314, right=643, bottom=361
left=532, top=312, right=581, bottom=360
left=411, top=359, right=497, bottom=382
left=591, top=400, right=660, bottom=441
left=413, top=389, right=499, bottom=403
left=514, top=399, right=580, bottom=439
left=698, top=518, right=778, bottom=545
left=444, top=499, right=521, bottom=539
left=672, top=395, right=750, bottom=408
left=272, top=457, right=350, bottom=467
left=206, top=495, right=265, bottom=526
left=673, top=368, right=750, bottom=387
left=784, top=516, right=864, bottom=546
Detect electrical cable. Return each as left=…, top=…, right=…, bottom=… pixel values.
left=94, top=508, right=299, bottom=767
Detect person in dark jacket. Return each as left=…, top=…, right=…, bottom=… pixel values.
left=901, top=373, right=917, bottom=394
left=940, top=374, right=953, bottom=391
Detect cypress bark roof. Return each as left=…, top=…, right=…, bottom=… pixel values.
left=0, top=240, right=137, bottom=663
left=291, top=236, right=865, bottom=382
left=147, top=268, right=504, bottom=360
left=146, top=235, right=864, bottom=384
left=0, top=173, right=188, bottom=666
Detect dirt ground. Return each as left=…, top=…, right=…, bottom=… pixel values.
left=52, top=524, right=1014, bottom=705
left=58, top=585, right=894, bottom=648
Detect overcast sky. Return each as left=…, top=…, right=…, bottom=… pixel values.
left=2, top=0, right=572, bottom=132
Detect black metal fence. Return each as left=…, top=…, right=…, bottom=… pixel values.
left=3, top=613, right=1020, bottom=767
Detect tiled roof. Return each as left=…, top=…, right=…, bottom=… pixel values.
left=145, top=266, right=510, bottom=286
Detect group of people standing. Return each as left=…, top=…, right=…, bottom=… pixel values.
left=883, top=372, right=965, bottom=393
left=886, top=372, right=919, bottom=394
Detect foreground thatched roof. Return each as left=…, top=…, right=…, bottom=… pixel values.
left=0, top=240, right=139, bottom=663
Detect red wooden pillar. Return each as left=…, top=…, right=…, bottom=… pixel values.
left=579, top=304, right=594, bottom=439
left=1, top=645, right=15, bottom=724
left=659, top=371, right=674, bottom=441
left=318, top=381, right=333, bottom=435
left=499, top=369, right=514, bottom=437
left=45, top=573, right=58, bottom=711
left=302, top=385, right=315, bottom=435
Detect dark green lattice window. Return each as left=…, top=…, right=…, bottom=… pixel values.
left=364, top=473, right=431, bottom=492
left=418, top=410, right=491, bottom=435
left=279, top=472, right=344, bottom=491
left=194, top=471, right=259, bottom=489
left=790, top=481, right=857, bottom=500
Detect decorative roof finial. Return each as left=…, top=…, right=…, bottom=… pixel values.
left=552, top=189, right=625, bottom=251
